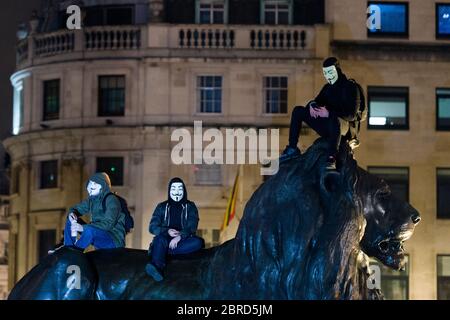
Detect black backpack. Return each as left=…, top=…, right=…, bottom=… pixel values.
left=348, top=79, right=367, bottom=123
left=102, top=192, right=134, bottom=233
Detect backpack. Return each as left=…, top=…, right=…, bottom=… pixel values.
left=348, top=79, right=367, bottom=123
left=102, top=192, right=134, bottom=233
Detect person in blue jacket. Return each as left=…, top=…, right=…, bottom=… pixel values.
left=145, top=177, right=204, bottom=281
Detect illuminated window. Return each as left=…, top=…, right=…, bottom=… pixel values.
left=367, top=2, right=409, bottom=37
left=43, top=79, right=60, bottom=121
left=437, top=168, right=450, bottom=219
left=197, top=76, right=222, bottom=113
left=370, top=255, right=409, bottom=300
left=96, top=157, right=124, bottom=186
left=262, top=0, right=292, bottom=25
left=367, top=167, right=409, bottom=202
left=437, top=3, right=450, bottom=38
left=98, top=76, right=125, bottom=117
left=263, top=76, right=288, bottom=114
left=368, top=86, right=409, bottom=130
left=39, top=160, right=58, bottom=189
left=437, top=88, right=450, bottom=130
left=197, top=0, right=227, bottom=24
left=438, top=255, right=450, bottom=300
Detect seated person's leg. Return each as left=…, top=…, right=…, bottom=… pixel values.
left=75, top=225, right=115, bottom=250
left=63, top=218, right=77, bottom=246
left=168, top=236, right=205, bottom=256
left=281, top=105, right=310, bottom=160
left=325, top=112, right=341, bottom=170
left=150, top=233, right=171, bottom=269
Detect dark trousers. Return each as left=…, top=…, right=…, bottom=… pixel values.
left=150, top=233, right=204, bottom=269
left=288, top=105, right=341, bottom=157
left=63, top=218, right=116, bottom=250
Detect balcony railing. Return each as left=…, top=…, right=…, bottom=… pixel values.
left=34, top=31, right=75, bottom=57
left=85, top=26, right=141, bottom=50
left=16, top=24, right=318, bottom=67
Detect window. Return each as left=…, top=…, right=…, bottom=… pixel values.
left=367, top=2, right=409, bottom=37
left=437, top=169, right=450, bottom=219
left=43, top=79, right=60, bottom=121
left=263, top=76, right=288, bottom=114
left=84, top=6, right=134, bottom=26
left=438, top=255, right=450, bottom=300
left=197, top=76, right=222, bottom=113
left=96, top=157, right=124, bottom=186
left=262, top=0, right=292, bottom=25
left=368, top=86, right=409, bottom=130
left=197, top=0, right=227, bottom=24
left=197, top=229, right=221, bottom=248
left=437, top=3, right=450, bottom=39
left=98, top=76, right=125, bottom=117
left=370, top=255, right=409, bottom=300
left=39, top=160, right=58, bottom=189
left=437, top=89, right=450, bottom=130
left=37, top=230, right=56, bottom=263
left=367, top=167, right=409, bottom=202
left=194, top=164, right=222, bottom=185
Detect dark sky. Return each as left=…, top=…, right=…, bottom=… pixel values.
left=0, top=0, right=42, bottom=167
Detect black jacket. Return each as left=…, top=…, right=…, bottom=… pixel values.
left=149, top=178, right=199, bottom=239
left=315, top=73, right=360, bottom=121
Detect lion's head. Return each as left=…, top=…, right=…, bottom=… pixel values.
left=356, top=169, right=420, bottom=270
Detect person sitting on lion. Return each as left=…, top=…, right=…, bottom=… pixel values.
left=280, top=57, right=366, bottom=170
left=48, top=172, right=127, bottom=254
left=145, top=177, right=204, bottom=282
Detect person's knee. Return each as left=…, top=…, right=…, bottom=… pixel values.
left=153, top=234, right=169, bottom=246
left=82, top=225, right=94, bottom=236
left=292, top=105, right=306, bottom=118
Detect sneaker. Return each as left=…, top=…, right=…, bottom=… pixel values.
left=279, top=146, right=301, bottom=163
left=348, top=138, right=360, bottom=150
left=48, top=244, right=64, bottom=255
left=325, top=156, right=337, bottom=171
left=145, top=263, right=164, bottom=282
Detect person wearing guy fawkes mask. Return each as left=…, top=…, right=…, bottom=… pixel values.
left=48, top=172, right=126, bottom=254
left=280, top=57, right=365, bottom=170
left=145, top=177, right=204, bottom=282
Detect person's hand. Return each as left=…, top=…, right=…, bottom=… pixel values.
left=315, top=107, right=329, bottom=118
left=168, top=229, right=180, bottom=237
left=69, top=212, right=78, bottom=224
left=169, top=236, right=181, bottom=249
left=71, top=223, right=83, bottom=234
left=309, top=105, right=320, bottom=118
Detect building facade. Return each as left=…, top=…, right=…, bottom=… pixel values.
left=3, top=0, right=450, bottom=299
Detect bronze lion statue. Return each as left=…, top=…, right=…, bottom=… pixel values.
left=8, top=138, right=420, bottom=300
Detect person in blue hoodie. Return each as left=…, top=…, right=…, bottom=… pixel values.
left=145, top=177, right=204, bottom=281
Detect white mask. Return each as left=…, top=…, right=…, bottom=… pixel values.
left=322, top=66, right=339, bottom=85
left=87, top=180, right=102, bottom=197
left=170, top=182, right=184, bottom=202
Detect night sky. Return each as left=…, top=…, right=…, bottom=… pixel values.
left=0, top=0, right=41, bottom=169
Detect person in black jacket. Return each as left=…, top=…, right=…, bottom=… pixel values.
left=145, top=177, right=204, bottom=281
left=280, top=57, right=363, bottom=170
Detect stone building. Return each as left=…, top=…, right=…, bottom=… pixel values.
left=3, top=0, right=450, bottom=299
